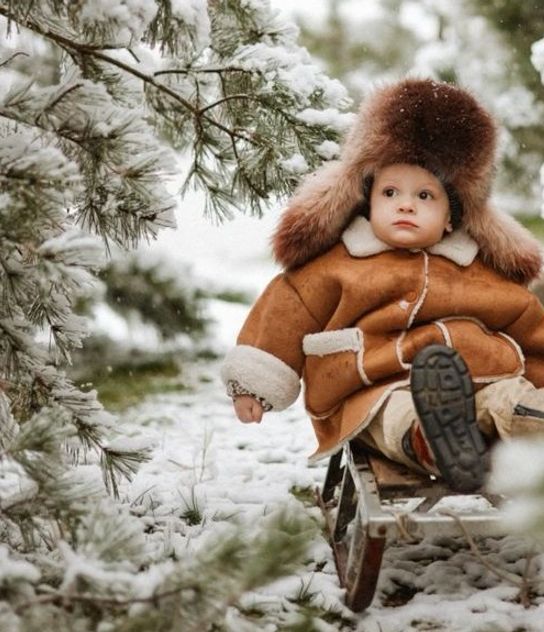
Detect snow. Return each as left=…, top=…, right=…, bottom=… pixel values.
left=297, top=107, right=355, bottom=132
left=489, top=440, right=544, bottom=540
left=400, top=2, right=439, bottom=40
left=315, top=140, right=341, bottom=160
left=80, top=0, right=158, bottom=41
left=232, top=43, right=350, bottom=111
left=170, top=0, right=211, bottom=50
left=142, top=183, right=280, bottom=296
left=281, top=153, right=309, bottom=175
left=494, top=86, right=544, bottom=128
left=0, top=546, right=41, bottom=585
left=531, top=37, right=544, bottom=83
left=39, top=230, right=105, bottom=268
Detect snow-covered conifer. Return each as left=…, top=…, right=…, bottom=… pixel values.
left=0, top=1, right=348, bottom=627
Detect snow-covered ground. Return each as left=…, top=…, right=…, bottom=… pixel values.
left=118, top=351, right=544, bottom=631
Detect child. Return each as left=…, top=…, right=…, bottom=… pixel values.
left=221, top=78, right=544, bottom=493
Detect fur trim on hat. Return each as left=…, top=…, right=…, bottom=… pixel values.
left=272, top=77, right=543, bottom=284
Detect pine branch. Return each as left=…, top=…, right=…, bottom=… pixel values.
left=0, top=50, right=30, bottom=67
left=154, top=65, right=255, bottom=76
left=33, top=81, right=84, bottom=124
left=0, top=7, right=256, bottom=146
left=0, top=4, right=350, bottom=628
left=13, top=507, right=316, bottom=629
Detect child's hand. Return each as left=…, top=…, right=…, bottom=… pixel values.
left=233, top=395, right=264, bottom=423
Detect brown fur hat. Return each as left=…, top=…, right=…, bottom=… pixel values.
left=272, top=78, right=542, bottom=284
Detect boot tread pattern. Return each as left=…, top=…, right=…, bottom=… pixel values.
left=410, top=345, right=487, bottom=493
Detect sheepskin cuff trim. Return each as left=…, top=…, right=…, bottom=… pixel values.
left=226, top=380, right=273, bottom=412
left=221, top=345, right=301, bottom=411
left=303, top=328, right=362, bottom=356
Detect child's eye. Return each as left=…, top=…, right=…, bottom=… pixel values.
left=419, top=191, right=433, bottom=200
left=383, top=188, right=396, bottom=197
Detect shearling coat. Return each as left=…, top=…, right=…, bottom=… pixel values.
left=221, top=218, right=544, bottom=460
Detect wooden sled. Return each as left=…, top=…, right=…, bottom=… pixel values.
left=317, top=440, right=507, bottom=612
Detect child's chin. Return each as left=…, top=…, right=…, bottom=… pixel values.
left=387, top=238, right=428, bottom=250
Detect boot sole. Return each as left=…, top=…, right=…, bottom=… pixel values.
left=410, top=345, right=487, bottom=493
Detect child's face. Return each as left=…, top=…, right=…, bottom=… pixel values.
left=369, top=163, right=452, bottom=250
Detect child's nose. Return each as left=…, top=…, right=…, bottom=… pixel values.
left=398, top=199, right=415, bottom=213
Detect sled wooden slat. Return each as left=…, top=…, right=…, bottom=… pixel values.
left=366, top=453, right=429, bottom=489
left=318, top=441, right=508, bottom=613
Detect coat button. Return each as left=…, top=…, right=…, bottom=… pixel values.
left=406, top=291, right=418, bottom=302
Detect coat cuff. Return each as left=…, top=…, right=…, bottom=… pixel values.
left=221, top=345, right=301, bottom=411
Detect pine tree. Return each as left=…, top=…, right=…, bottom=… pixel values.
left=466, top=0, right=544, bottom=215
left=0, top=1, right=348, bottom=628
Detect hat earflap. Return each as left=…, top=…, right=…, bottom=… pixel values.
left=272, top=160, right=363, bottom=269
left=466, top=206, right=543, bottom=285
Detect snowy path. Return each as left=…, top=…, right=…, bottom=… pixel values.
left=117, top=359, right=544, bottom=632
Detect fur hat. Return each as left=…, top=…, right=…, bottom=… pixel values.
left=272, top=78, right=542, bottom=284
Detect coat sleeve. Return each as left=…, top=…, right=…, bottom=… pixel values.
left=221, top=273, right=321, bottom=411
left=503, top=292, right=544, bottom=387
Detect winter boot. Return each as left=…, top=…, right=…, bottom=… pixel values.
left=409, top=345, right=488, bottom=493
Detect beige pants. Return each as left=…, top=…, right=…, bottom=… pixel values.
left=358, top=376, right=544, bottom=473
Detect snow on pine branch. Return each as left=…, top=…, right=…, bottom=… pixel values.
left=0, top=0, right=351, bottom=219
left=1, top=70, right=178, bottom=246
left=0, top=2, right=350, bottom=626
left=79, top=0, right=159, bottom=44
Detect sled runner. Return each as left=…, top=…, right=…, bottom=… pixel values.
left=317, top=440, right=507, bottom=612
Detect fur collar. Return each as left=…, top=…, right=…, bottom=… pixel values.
left=341, top=216, right=479, bottom=266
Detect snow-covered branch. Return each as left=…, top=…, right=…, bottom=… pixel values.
left=0, top=1, right=349, bottom=628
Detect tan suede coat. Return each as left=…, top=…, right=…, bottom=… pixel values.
left=221, top=218, right=544, bottom=460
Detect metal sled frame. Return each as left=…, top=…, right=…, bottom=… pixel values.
left=317, top=441, right=507, bottom=612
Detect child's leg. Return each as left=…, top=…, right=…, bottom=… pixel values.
left=360, top=346, right=488, bottom=492
left=475, top=376, right=544, bottom=439
left=357, top=388, right=439, bottom=475
left=356, top=361, right=544, bottom=491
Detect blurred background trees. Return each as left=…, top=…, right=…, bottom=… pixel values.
left=296, top=0, right=544, bottom=217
